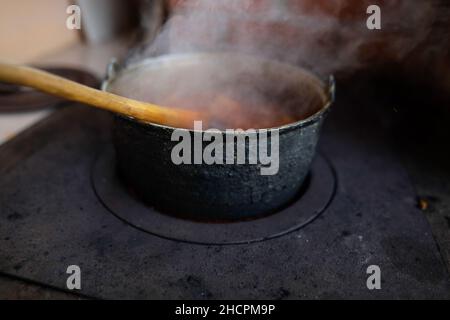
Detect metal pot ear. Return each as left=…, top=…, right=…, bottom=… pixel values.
left=101, top=58, right=120, bottom=91
left=328, top=75, right=336, bottom=104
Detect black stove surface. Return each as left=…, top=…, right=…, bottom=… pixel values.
left=0, top=79, right=449, bottom=299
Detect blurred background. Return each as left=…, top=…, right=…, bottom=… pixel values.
left=0, top=0, right=448, bottom=151
left=0, top=1, right=448, bottom=81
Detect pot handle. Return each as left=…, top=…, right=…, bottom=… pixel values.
left=328, top=75, right=336, bottom=104
left=101, top=58, right=120, bottom=91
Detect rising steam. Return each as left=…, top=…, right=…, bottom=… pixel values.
left=129, top=0, right=439, bottom=76
left=115, top=0, right=445, bottom=128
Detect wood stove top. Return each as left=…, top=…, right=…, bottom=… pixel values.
left=0, top=78, right=449, bottom=299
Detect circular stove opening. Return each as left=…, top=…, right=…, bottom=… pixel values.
left=91, top=146, right=337, bottom=245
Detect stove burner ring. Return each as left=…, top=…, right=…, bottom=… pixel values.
left=91, top=146, right=337, bottom=245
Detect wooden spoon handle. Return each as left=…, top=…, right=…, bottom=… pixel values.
left=0, top=62, right=202, bottom=128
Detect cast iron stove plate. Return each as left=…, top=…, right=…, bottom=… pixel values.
left=92, top=146, right=335, bottom=245
left=0, top=104, right=449, bottom=299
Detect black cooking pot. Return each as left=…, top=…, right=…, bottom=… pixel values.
left=103, top=53, right=334, bottom=221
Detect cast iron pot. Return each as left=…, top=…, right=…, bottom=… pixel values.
left=103, top=53, right=334, bottom=221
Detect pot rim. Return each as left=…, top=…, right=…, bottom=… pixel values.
left=103, top=52, right=335, bottom=133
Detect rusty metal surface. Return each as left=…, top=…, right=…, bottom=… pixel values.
left=0, top=83, right=449, bottom=298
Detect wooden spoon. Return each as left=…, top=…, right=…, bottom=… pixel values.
left=0, top=62, right=203, bottom=128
